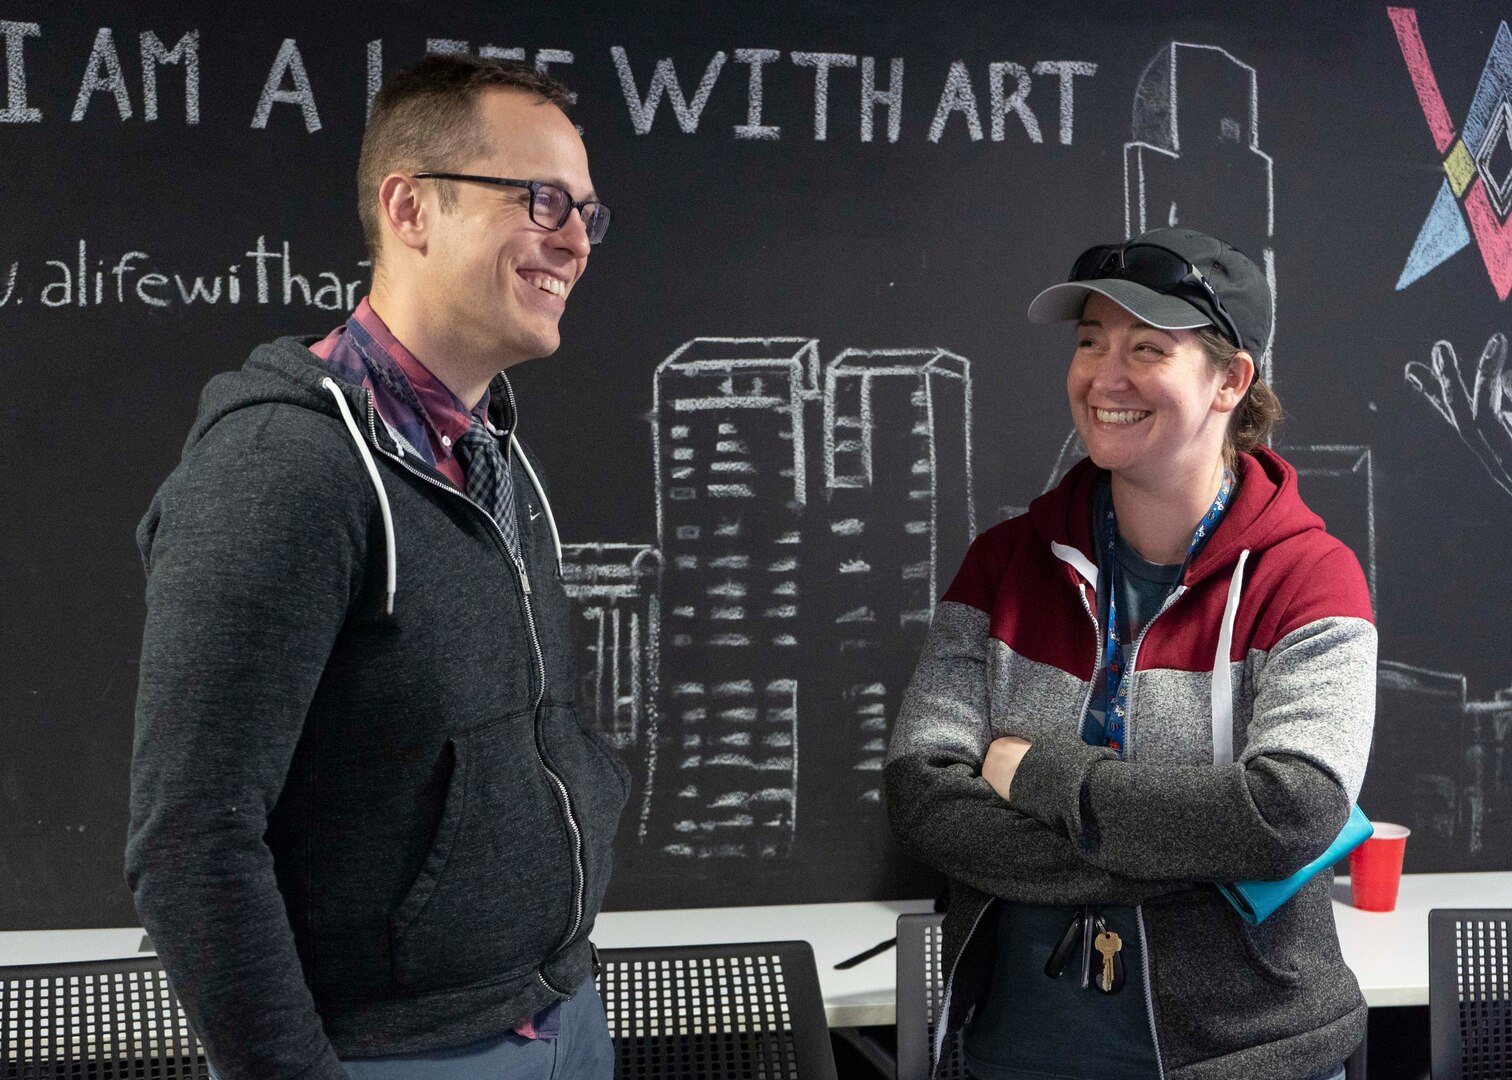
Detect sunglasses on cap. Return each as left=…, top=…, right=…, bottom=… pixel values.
left=1069, top=242, right=1244, bottom=349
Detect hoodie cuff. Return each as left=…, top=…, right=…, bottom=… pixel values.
left=1009, top=731, right=1117, bottom=836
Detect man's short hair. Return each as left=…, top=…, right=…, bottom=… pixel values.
left=357, top=54, right=573, bottom=264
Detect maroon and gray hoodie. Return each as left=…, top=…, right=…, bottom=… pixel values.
left=886, top=448, right=1375, bottom=1080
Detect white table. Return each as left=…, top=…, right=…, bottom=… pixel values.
left=3, top=873, right=1507, bottom=1026
left=1331, top=871, right=1511, bottom=1007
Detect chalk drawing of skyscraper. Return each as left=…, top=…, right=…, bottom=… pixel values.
left=1365, top=662, right=1512, bottom=870
left=1125, top=41, right=1276, bottom=382
left=1284, top=446, right=1377, bottom=607
left=652, top=338, right=821, bottom=858
left=820, top=349, right=975, bottom=810
left=561, top=543, right=662, bottom=844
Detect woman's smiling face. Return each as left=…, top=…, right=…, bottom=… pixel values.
left=1066, top=292, right=1233, bottom=486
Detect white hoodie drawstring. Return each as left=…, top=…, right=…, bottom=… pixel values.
left=322, top=378, right=398, bottom=615
left=1051, top=540, right=1253, bottom=766
left=1050, top=540, right=1099, bottom=592
left=1210, top=549, right=1250, bottom=766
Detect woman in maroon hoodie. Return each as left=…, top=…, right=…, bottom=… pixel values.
left=886, top=228, right=1373, bottom=1080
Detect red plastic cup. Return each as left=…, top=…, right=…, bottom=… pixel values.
left=1349, top=822, right=1411, bottom=912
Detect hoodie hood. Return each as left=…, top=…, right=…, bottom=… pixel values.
left=163, top=336, right=563, bottom=616
left=183, top=337, right=368, bottom=456
left=183, top=336, right=524, bottom=460
left=1027, top=446, right=1324, bottom=590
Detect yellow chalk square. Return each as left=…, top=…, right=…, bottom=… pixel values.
left=1445, top=140, right=1476, bottom=197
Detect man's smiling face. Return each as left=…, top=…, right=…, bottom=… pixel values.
left=421, top=88, right=595, bottom=369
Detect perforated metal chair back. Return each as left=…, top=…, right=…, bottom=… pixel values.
left=597, top=939, right=838, bottom=1080
left=896, top=912, right=968, bottom=1080
left=0, top=956, right=208, bottom=1079
left=1429, top=908, right=1511, bottom=1080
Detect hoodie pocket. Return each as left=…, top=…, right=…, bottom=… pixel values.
left=1236, top=917, right=1303, bottom=987
left=1232, top=879, right=1338, bottom=989
left=389, top=709, right=575, bottom=993
left=1148, top=887, right=1302, bottom=1007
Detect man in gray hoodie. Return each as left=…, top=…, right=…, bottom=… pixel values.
left=127, top=54, right=626, bottom=1079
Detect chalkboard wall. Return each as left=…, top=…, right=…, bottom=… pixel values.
left=5, top=0, right=1511, bottom=929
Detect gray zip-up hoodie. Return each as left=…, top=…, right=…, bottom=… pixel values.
left=127, top=338, right=628, bottom=1080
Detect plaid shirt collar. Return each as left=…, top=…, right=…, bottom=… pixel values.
left=315, top=298, right=516, bottom=479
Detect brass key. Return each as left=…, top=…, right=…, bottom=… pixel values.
left=1094, top=931, right=1123, bottom=992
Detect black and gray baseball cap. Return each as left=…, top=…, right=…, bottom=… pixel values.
left=1027, top=227, right=1272, bottom=355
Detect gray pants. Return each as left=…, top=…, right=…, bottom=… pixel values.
left=208, top=980, right=613, bottom=1080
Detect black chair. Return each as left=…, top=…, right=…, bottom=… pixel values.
left=597, top=939, right=839, bottom=1079
left=896, top=912, right=968, bottom=1080
left=1429, top=908, right=1511, bottom=1080
left=0, top=956, right=208, bottom=1079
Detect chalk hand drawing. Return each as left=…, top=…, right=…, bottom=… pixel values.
left=1406, top=333, right=1512, bottom=495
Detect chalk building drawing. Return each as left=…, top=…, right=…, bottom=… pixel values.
left=1045, top=38, right=1286, bottom=501
left=1283, top=445, right=1377, bottom=607
left=560, top=338, right=975, bottom=860
left=821, top=349, right=974, bottom=808
left=1040, top=42, right=1282, bottom=501
left=652, top=338, right=818, bottom=859
left=560, top=543, right=662, bottom=845
left=1121, top=43, right=1384, bottom=593
left=1125, top=41, right=1277, bottom=383
left=1367, top=662, right=1512, bottom=869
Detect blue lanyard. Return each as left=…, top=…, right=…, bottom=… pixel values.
left=1101, top=468, right=1235, bottom=754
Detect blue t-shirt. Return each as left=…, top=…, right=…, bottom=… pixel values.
left=962, top=481, right=1177, bottom=1080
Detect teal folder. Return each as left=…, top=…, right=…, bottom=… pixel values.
left=1215, top=805, right=1374, bottom=925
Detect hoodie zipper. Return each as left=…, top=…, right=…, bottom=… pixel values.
left=1120, top=586, right=1183, bottom=763
left=361, top=392, right=586, bottom=993
left=1070, top=575, right=1104, bottom=734
left=1064, top=554, right=1170, bottom=1080
left=934, top=897, right=996, bottom=1069
left=1121, top=584, right=1180, bottom=1080
left=497, top=378, right=590, bottom=958
left=1134, top=906, right=1167, bottom=1080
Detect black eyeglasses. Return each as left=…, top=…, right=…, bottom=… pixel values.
left=413, top=173, right=611, bottom=245
left=1069, top=242, right=1243, bottom=349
